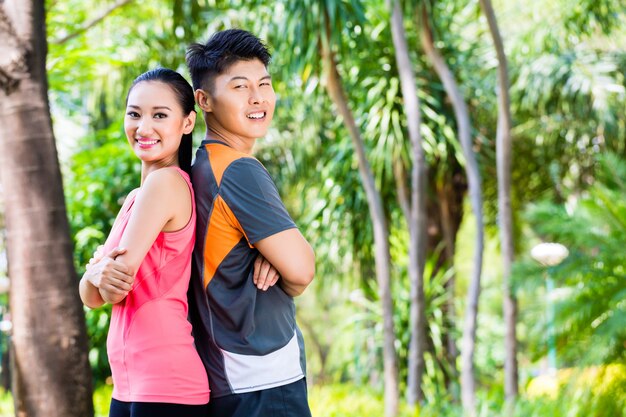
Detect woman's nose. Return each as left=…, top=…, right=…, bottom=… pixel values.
left=136, top=118, right=154, bottom=136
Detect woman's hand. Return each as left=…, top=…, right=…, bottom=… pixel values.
left=86, top=245, right=105, bottom=270
left=84, top=247, right=134, bottom=304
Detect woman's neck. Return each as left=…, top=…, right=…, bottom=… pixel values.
left=140, top=159, right=179, bottom=185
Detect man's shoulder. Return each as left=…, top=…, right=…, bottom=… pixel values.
left=204, top=142, right=253, bottom=162
left=200, top=142, right=264, bottom=185
left=216, top=153, right=269, bottom=185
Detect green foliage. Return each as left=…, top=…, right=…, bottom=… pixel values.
left=3, top=373, right=625, bottom=417
left=65, top=130, right=139, bottom=273
left=560, top=0, right=626, bottom=40
left=0, top=384, right=113, bottom=417
left=64, top=128, right=139, bottom=385
left=275, top=0, right=367, bottom=76
left=43, top=0, right=626, bottom=410
left=0, top=388, right=11, bottom=417
left=392, top=245, right=456, bottom=399
left=311, top=369, right=626, bottom=417
left=507, top=0, right=626, bottom=218
left=309, top=384, right=417, bottom=417
left=300, top=246, right=454, bottom=400
left=523, top=364, right=626, bottom=417
left=518, top=153, right=626, bottom=365
left=93, top=384, right=114, bottom=417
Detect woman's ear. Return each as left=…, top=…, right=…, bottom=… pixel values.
left=195, top=89, right=212, bottom=113
left=183, top=111, right=196, bottom=135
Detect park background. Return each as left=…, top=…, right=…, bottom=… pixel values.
left=0, top=0, right=625, bottom=416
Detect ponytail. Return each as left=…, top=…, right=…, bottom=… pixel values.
left=178, top=132, right=193, bottom=176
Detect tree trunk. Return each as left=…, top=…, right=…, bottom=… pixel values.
left=423, top=165, right=465, bottom=396
left=388, top=0, right=428, bottom=406
left=297, top=315, right=330, bottom=384
left=0, top=2, right=94, bottom=416
left=435, top=179, right=460, bottom=395
left=321, top=14, right=399, bottom=417
left=419, top=5, right=485, bottom=411
left=478, top=0, right=518, bottom=404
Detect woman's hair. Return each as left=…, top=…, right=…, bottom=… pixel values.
left=127, top=68, right=195, bottom=175
left=186, top=29, right=271, bottom=93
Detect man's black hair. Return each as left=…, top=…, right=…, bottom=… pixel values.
left=186, top=29, right=271, bottom=92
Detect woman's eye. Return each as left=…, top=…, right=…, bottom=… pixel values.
left=154, top=113, right=167, bottom=119
left=126, top=111, right=140, bottom=118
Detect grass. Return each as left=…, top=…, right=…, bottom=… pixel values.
left=0, top=365, right=623, bottom=417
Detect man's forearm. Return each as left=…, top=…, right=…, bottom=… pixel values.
left=279, top=279, right=309, bottom=297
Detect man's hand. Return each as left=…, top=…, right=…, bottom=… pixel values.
left=253, top=254, right=280, bottom=291
left=253, top=229, right=315, bottom=297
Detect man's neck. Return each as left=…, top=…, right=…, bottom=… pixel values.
left=205, top=129, right=255, bottom=155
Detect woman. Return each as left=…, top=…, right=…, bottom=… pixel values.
left=79, top=68, right=210, bottom=417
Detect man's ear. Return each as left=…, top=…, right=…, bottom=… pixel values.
left=183, top=111, right=196, bottom=135
left=195, top=89, right=212, bottom=113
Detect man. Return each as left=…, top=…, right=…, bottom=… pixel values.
left=186, top=29, right=315, bottom=417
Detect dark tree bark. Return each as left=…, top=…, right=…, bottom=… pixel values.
left=0, top=2, right=94, bottom=416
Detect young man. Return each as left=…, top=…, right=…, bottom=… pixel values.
left=185, top=29, right=315, bottom=417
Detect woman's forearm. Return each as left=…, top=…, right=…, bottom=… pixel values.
left=79, top=273, right=105, bottom=309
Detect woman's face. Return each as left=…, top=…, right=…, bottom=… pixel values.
left=124, top=81, right=195, bottom=166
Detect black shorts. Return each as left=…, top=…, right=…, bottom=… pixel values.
left=109, top=399, right=210, bottom=417
left=207, top=378, right=312, bottom=417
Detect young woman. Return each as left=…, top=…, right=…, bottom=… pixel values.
left=78, top=68, right=210, bottom=417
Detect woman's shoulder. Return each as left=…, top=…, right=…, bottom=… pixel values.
left=137, top=167, right=192, bottom=212
left=142, top=167, right=193, bottom=232
left=121, top=188, right=140, bottom=206
left=143, top=167, right=189, bottom=191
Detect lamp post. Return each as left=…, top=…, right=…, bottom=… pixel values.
left=530, top=243, right=568, bottom=375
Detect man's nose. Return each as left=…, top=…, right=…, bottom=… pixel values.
left=248, top=87, right=265, bottom=105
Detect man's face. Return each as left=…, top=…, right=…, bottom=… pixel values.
left=205, top=59, right=276, bottom=141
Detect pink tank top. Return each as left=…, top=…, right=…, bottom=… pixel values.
left=104, top=167, right=210, bottom=404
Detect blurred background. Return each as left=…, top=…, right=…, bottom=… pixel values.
left=0, top=0, right=625, bottom=416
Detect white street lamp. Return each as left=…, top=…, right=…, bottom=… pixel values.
left=530, top=242, right=568, bottom=375
left=530, top=243, right=569, bottom=267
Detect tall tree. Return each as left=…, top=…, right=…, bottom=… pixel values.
left=320, top=15, right=400, bottom=417
left=479, top=0, right=518, bottom=406
left=387, top=0, right=428, bottom=405
left=419, top=2, right=485, bottom=403
left=276, top=1, right=400, bottom=414
left=0, top=1, right=94, bottom=416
